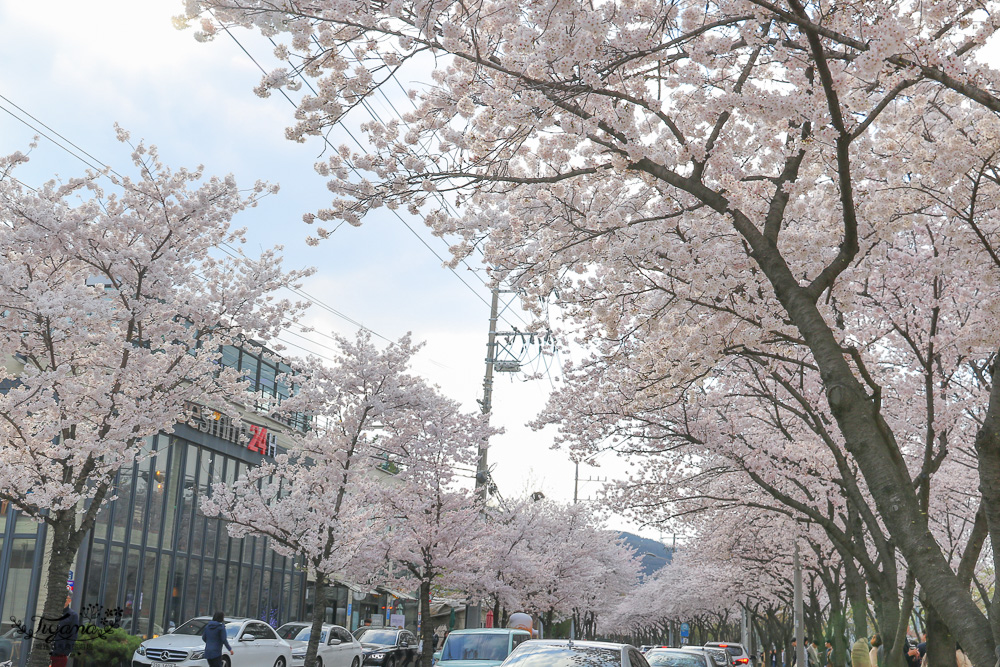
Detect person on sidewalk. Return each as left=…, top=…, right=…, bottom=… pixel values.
left=49, top=594, right=79, bottom=667
left=201, top=612, right=234, bottom=667
left=807, top=638, right=820, bottom=667
left=868, top=634, right=884, bottom=667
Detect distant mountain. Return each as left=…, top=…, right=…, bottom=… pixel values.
left=618, top=532, right=673, bottom=578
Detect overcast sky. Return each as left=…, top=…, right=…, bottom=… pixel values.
left=0, top=0, right=655, bottom=538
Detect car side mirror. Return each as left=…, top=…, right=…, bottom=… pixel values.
left=166, top=628, right=175, bottom=634
left=240, top=635, right=257, bottom=642
left=330, top=638, right=342, bottom=646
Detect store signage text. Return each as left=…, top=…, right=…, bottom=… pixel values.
left=183, top=402, right=277, bottom=457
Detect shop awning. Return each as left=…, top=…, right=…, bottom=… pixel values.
left=377, top=585, right=417, bottom=600
left=335, top=579, right=377, bottom=595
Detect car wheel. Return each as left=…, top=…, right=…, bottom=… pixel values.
left=274, top=657, right=287, bottom=667
left=386, top=656, right=396, bottom=667
left=352, top=657, right=360, bottom=667
left=221, top=657, right=232, bottom=667
left=317, top=658, right=324, bottom=667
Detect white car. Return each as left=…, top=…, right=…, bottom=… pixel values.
left=132, top=616, right=293, bottom=667
left=704, top=643, right=752, bottom=666
left=276, top=622, right=363, bottom=667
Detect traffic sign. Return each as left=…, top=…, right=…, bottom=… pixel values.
left=680, top=623, right=689, bottom=638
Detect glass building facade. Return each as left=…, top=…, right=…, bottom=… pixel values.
left=0, top=343, right=316, bottom=666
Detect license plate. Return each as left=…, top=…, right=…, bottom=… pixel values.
left=152, top=662, right=172, bottom=667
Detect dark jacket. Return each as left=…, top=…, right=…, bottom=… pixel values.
left=51, top=606, right=79, bottom=656
left=201, top=620, right=232, bottom=660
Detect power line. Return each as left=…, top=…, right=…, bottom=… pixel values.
left=0, top=92, right=448, bottom=369
left=214, top=21, right=529, bottom=331
left=0, top=93, right=121, bottom=176
left=0, top=100, right=105, bottom=174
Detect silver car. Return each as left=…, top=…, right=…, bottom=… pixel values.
left=500, top=639, right=651, bottom=667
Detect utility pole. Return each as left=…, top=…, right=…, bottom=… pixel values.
left=467, top=289, right=501, bottom=631
left=740, top=606, right=749, bottom=651
left=573, top=465, right=607, bottom=504
left=793, top=542, right=806, bottom=667
left=471, top=288, right=551, bottom=626
left=573, top=462, right=579, bottom=504
left=475, top=288, right=500, bottom=503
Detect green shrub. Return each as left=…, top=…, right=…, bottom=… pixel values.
left=72, top=627, right=142, bottom=667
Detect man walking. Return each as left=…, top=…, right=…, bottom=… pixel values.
left=201, top=611, right=234, bottom=667
left=807, top=639, right=820, bottom=667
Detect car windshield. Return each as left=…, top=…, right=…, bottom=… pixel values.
left=171, top=620, right=241, bottom=639
left=647, top=652, right=707, bottom=667
left=277, top=625, right=308, bottom=640
left=503, top=644, right=622, bottom=667
left=173, top=619, right=210, bottom=636
left=357, top=629, right=399, bottom=645
left=441, top=634, right=510, bottom=661
left=292, top=628, right=329, bottom=643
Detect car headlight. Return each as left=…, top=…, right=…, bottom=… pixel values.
left=369, top=653, right=386, bottom=660
left=137, top=645, right=146, bottom=656
left=292, top=648, right=307, bottom=656
left=190, top=650, right=205, bottom=659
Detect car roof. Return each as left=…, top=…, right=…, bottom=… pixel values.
left=521, top=640, right=631, bottom=650
left=447, top=629, right=531, bottom=635
left=190, top=616, right=256, bottom=624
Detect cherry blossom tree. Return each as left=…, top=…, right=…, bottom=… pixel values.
left=185, top=1, right=1000, bottom=661
left=472, top=496, right=638, bottom=638
left=505, top=501, right=638, bottom=638
left=473, top=497, right=557, bottom=626
left=0, top=132, right=310, bottom=667
left=203, top=332, right=430, bottom=667
left=549, top=216, right=989, bottom=663
left=373, top=392, right=497, bottom=667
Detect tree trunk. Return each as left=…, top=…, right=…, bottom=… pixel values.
left=973, top=355, right=1000, bottom=646
left=748, top=246, right=996, bottom=667
left=420, top=581, right=434, bottom=667
left=925, top=602, right=957, bottom=667
left=827, top=597, right=847, bottom=667
left=26, top=518, right=80, bottom=667
left=885, top=573, right=916, bottom=667
left=303, top=571, right=328, bottom=667
left=844, top=562, right=869, bottom=642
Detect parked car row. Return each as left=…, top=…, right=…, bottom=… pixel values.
left=128, top=613, right=751, bottom=667
left=131, top=619, right=427, bottom=667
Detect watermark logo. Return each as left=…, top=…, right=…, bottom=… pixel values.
left=8, top=605, right=126, bottom=645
